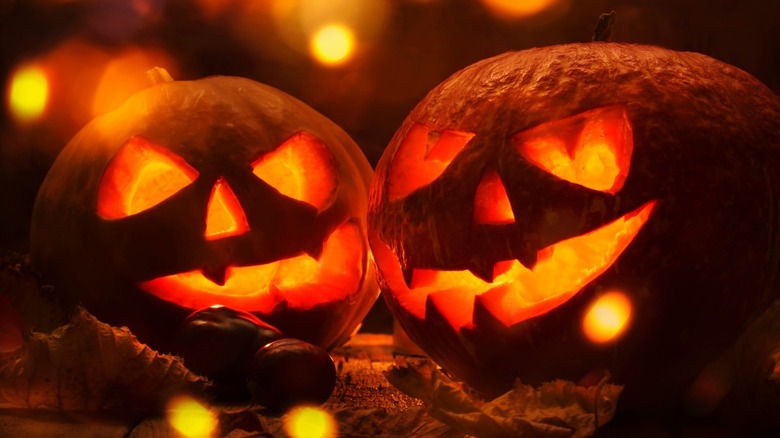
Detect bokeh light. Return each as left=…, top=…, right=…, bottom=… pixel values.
left=166, top=395, right=218, bottom=438
left=7, top=64, right=49, bottom=124
left=310, top=24, right=355, bottom=66
left=582, top=291, right=632, bottom=344
left=480, top=0, right=563, bottom=20
left=91, top=46, right=177, bottom=118
left=284, top=406, right=336, bottom=438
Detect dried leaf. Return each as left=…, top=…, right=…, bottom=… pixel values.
left=386, top=359, right=622, bottom=438
left=0, top=307, right=211, bottom=412
left=0, top=251, right=67, bottom=334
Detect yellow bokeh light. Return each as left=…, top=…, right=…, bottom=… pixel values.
left=284, top=406, right=336, bottom=438
left=166, top=396, right=218, bottom=438
left=7, top=64, right=48, bottom=124
left=310, top=24, right=354, bottom=66
left=583, top=291, right=632, bottom=344
left=480, top=0, right=561, bottom=19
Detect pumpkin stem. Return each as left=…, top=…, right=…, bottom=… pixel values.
left=146, top=67, right=174, bottom=85
left=592, top=10, right=616, bottom=42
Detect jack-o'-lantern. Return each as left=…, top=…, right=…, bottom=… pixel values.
left=31, top=72, right=378, bottom=352
left=368, top=43, right=780, bottom=409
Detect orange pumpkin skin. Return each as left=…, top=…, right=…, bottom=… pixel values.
left=368, top=43, right=780, bottom=409
left=31, top=76, right=378, bottom=352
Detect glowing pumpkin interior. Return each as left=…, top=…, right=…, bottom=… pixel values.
left=97, top=136, right=198, bottom=219
left=140, top=221, right=363, bottom=312
left=252, top=132, right=338, bottom=210
left=386, top=124, right=474, bottom=201
left=205, top=177, right=250, bottom=240
left=374, top=105, right=656, bottom=333
left=96, top=132, right=362, bottom=313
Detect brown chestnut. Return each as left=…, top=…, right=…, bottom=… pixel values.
left=247, top=338, right=337, bottom=413
left=174, top=305, right=283, bottom=391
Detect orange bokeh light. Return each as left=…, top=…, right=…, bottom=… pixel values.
left=285, top=406, right=336, bottom=438
left=582, top=291, right=633, bottom=343
left=480, top=0, right=562, bottom=20
left=97, top=136, right=199, bottom=220
left=91, top=46, right=177, bottom=118
left=166, top=395, right=218, bottom=438
left=204, top=178, right=250, bottom=240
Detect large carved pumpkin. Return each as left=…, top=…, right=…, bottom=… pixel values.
left=368, top=43, right=780, bottom=409
left=31, top=74, right=378, bottom=352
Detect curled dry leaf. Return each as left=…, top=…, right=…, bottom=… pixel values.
left=0, top=251, right=67, bottom=335
left=0, top=307, right=210, bottom=412
left=385, top=358, right=622, bottom=438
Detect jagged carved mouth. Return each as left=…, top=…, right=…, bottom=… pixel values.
left=138, top=222, right=364, bottom=312
left=372, top=200, right=657, bottom=329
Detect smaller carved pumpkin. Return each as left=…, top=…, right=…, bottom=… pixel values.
left=31, top=73, right=378, bottom=352
left=369, top=43, right=780, bottom=409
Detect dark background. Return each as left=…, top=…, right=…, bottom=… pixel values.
left=1, top=0, right=778, bottom=331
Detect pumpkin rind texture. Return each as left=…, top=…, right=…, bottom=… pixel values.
left=368, top=43, right=780, bottom=410
left=31, top=75, right=378, bottom=353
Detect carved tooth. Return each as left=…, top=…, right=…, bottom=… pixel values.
left=468, top=259, right=495, bottom=283
left=202, top=265, right=228, bottom=286
left=401, top=262, right=415, bottom=290
left=514, top=247, right=539, bottom=270
left=304, top=241, right=325, bottom=260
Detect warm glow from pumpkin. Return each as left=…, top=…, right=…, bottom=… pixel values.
left=310, top=24, right=355, bottom=66
left=387, top=124, right=475, bottom=200
left=166, top=396, right=218, bottom=438
left=252, top=132, right=338, bottom=210
left=284, top=406, right=336, bottom=438
left=473, top=170, right=515, bottom=224
left=515, top=105, right=632, bottom=194
left=374, top=200, right=656, bottom=329
left=91, top=47, right=176, bottom=118
left=97, top=136, right=199, bottom=219
left=7, top=64, right=48, bottom=124
left=582, top=291, right=632, bottom=343
left=139, top=221, right=363, bottom=312
left=480, top=0, right=561, bottom=19
left=204, top=178, right=250, bottom=240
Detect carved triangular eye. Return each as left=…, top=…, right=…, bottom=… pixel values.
left=387, top=123, right=474, bottom=201
left=97, top=136, right=198, bottom=219
left=512, top=105, right=632, bottom=194
left=252, top=132, right=338, bottom=210
left=473, top=169, right=515, bottom=225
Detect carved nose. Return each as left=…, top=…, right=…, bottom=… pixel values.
left=204, top=177, right=250, bottom=240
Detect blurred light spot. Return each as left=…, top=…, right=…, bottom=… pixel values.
left=480, top=0, right=561, bottom=20
left=310, top=24, right=355, bottom=66
left=84, top=0, right=165, bottom=40
left=196, top=0, right=237, bottom=19
left=285, top=406, right=336, bottom=438
left=263, top=0, right=388, bottom=60
left=7, top=64, right=48, bottom=124
left=166, top=396, right=218, bottom=438
left=583, top=291, right=632, bottom=343
left=91, top=47, right=177, bottom=118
